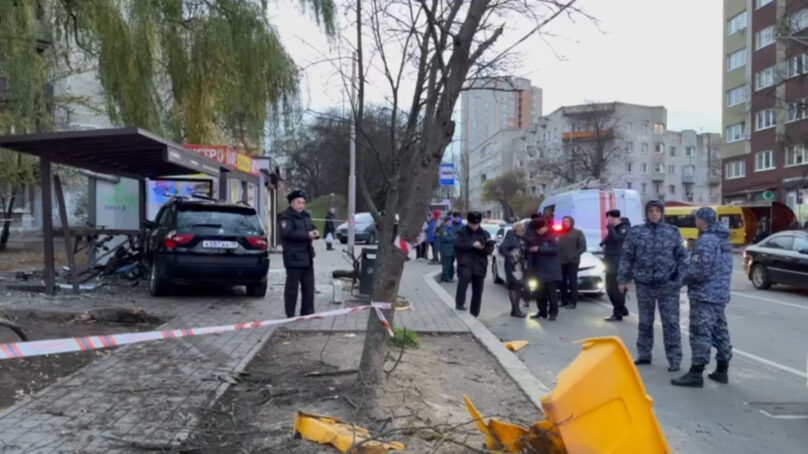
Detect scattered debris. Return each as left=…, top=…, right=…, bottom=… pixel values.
left=79, top=307, right=160, bottom=325
left=0, top=317, right=28, bottom=341
left=504, top=340, right=528, bottom=352
left=294, top=411, right=405, bottom=453
left=304, top=369, right=358, bottom=378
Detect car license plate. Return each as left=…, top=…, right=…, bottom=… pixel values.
left=202, top=240, right=238, bottom=249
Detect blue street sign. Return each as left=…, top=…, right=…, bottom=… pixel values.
left=439, top=163, right=455, bottom=186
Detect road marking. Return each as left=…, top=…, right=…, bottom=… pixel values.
left=594, top=301, right=808, bottom=380
left=731, top=291, right=808, bottom=311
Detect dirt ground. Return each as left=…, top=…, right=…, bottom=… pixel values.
left=0, top=248, right=87, bottom=272
left=0, top=310, right=160, bottom=409
left=187, top=331, right=542, bottom=453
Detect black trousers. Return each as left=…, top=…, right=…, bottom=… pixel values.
left=284, top=266, right=315, bottom=318
left=430, top=242, right=440, bottom=261
left=605, top=271, right=626, bottom=317
left=456, top=267, right=485, bottom=317
left=560, top=263, right=579, bottom=306
left=537, top=281, right=559, bottom=317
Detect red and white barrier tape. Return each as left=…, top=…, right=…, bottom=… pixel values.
left=0, top=302, right=393, bottom=361
left=373, top=304, right=395, bottom=338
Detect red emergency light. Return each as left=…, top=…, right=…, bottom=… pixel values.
left=551, top=223, right=563, bottom=232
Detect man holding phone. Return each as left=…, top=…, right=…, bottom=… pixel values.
left=279, top=189, right=319, bottom=317
left=454, top=211, right=494, bottom=317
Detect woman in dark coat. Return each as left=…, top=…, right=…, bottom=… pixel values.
left=526, top=217, right=562, bottom=321
left=498, top=221, right=528, bottom=318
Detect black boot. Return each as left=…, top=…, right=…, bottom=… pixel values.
left=509, top=291, right=526, bottom=318
left=708, top=361, right=729, bottom=384
left=671, top=365, right=705, bottom=388
left=633, top=358, right=651, bottom=366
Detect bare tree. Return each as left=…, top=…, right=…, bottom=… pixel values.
left=482, top=171, right=525, bottom=219
left=540, top=102, right=626, bottom=186
left=326, top=0, right=590, bottom=384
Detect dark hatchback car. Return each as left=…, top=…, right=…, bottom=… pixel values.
left=335, top=212, right=378, bottom=244
left=143, top=198, right=269, bottom=297
left=744, top=231, right=808, bottom=289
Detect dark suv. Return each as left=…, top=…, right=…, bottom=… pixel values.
left=143, top=197, right=269, bottom=297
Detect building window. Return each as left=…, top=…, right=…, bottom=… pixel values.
left=756, top=0, right=773, bottom=9
left=668, top=165, right=675, bottom=175
left=642, top=183, right=647, bottom=193
left=626, top=142, right=634, bottom=153
left=653, top=123, right=665, bottom=134
left=790, top=9, right=808, bottom=32
left=785, top=144, right=807, bottom=167
left=626, top=122, right=633, bottom=133
left=725, top=160, right=746, bottom=179
left=755, top=66, right=776, bottom=91
left=727, top=11, right=747, bottom=35
left=655, top=143, right=664, bottom=153
left=669, top=146, right=677, bottom=157
left=787, top=54, right=807, bottom=78
left=683, top=165, right=695, bottom=176
left=642, top=163, right=648, bottom=173
left=626, top=162, right=633, bottom=172
left=654, top=162, right=664, bottom=174
left=726, top=85, right=748, bottom=107
left=756, top=25, right=776, bottom=50
left=755, top=150, right=774, bottom=172
left=641, top=142, right=649, bottom=153
left=755, top=109, right=775, bottom=131
left=685, top=146, right=695, bottom=157
left=669, top=185, right=676, bottom=195
left=727, top=48, right=746, bottom=71
left=481, top=173, right=487, bottom=182
left=655, top=182, right=662, bottom=194
left=787, top=99, right=808, bottom=122
left=726, top=122, right=746, bottom=143
left=627, top=182, right=633, bottom=189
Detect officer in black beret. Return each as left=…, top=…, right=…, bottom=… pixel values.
left=279, top=189, right=319, bottom=317
left=453, top=211, right=494, bottom=317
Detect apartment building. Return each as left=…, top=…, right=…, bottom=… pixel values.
left=537, top=102, right=722, bottom=205
left=722, top=0, right=808, bottom=221
left=461, top=77, right=542, bottom=217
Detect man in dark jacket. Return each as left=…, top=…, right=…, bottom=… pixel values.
left=324, top=208, right=336, bottom=250
left=601, top=210, right=631, bottom=321
left=526, top=217, right=562, bottom=321
left=618, top=200, right=688, bottom=372
left=454, top=211, right=493, bottom=317
left=438, top=217, right=457, bottom=282
left=672, top=207, right=733, bottom=388
left=279, top=190, right=319, bottom=318
left=558, top=216, right=586, bottom=309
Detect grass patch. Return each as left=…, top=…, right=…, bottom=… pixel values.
left=389, top=327, right=419, bottom=349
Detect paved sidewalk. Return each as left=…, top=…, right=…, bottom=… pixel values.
left=0, top=243, right=466, bottom=453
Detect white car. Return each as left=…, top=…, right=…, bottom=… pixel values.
left=491, top=226, right=606, bottom=297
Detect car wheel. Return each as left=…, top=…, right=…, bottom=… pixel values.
left=247, top=279, right=268, bottom=297
left=149, top=259, right=171, bottom=297
left=339, top=238, right=347, bottom=244
left=751, top=264, right=772, bottom=290
left=492, top=259, right=504, bottom=285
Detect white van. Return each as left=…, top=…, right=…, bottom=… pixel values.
left=538, top=188, right=643, bottom=253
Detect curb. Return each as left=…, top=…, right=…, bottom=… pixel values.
left=423, top=270, right=552, bottom=410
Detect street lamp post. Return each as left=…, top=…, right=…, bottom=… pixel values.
left=348, top=53, right=357, bottom=257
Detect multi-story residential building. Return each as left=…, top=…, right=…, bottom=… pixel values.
left=722, top=0, right=808, bottom=221
left=537, top=102, right=722, bottom=205
left=461, top=77, right=542, bottom=217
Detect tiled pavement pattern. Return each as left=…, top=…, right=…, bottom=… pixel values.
left=0, top=243, right=467, bottom=452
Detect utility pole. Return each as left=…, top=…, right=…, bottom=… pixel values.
left=348, top=52, right=357, bottom=257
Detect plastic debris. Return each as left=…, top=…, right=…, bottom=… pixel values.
left=504, top=340, right=529, bottom=352
left=294, top=411, right=404, bottom=453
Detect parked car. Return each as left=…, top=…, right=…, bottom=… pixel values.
left=491, top=225, right=606, bottom=296
left=744, top=230, right=808, bottom=289
left=335, top=212, right=378, bottom=244
left=143, top=197, right=269, bottom=297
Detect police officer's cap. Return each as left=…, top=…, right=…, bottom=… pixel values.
left=287, top=189, right=308, bottom=203
left=467, top=211, right=483, bottom=224
left=606, top=209, right=621, bottom=218
left=694, top=206, right=717, bottom=224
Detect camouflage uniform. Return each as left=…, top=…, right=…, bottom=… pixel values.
left=683, top=207, right=733, bottom=366
left=618, top=200, right=688, bottom=367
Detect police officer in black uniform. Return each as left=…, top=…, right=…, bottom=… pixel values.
left=279, top=190, right=319, bottom=318
left=454, top=211, right=494, bottom=317
left=601, top=209, right=631, bottom=321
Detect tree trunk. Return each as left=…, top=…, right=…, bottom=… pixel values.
left=0, top=192, right=16, bottom=251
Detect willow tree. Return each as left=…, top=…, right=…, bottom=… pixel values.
left=57, top=0, right=336, bottom=151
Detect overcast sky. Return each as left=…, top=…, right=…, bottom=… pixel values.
left=269, top=0, right=722, bottom=133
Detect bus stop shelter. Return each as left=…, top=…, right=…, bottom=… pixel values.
left=0, top=127, right=228, bottom=294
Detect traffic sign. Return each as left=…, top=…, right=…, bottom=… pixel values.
left=762, top=190, right=776, bottom=201
left=439, top=163, right=455, bottom=186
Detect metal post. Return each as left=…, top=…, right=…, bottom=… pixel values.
left=40, top=157, right=55, bottom=295
left=138, top=179, right=147, bottom=224
left=348, top=52, right=357, bottom=257
left=54, top=174, right=79, bottom=294
left=218, top=171, right=228, bottom=201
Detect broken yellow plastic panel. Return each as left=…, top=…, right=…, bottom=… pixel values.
left=466, top=336, right=671, bottom=453
left=293, top=412, right=404, bottom=453
left=541, top=336, right=672, bottom=453
left=505, top=340, right=529, bottom=352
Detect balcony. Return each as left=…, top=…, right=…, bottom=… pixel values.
left=681, top=174, right=695, bottom=184
left=709, top=175, right=721, bottom=185
left=562, top=129, right=614, bottom=141
left=651, top=172, right=665, bottom=182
